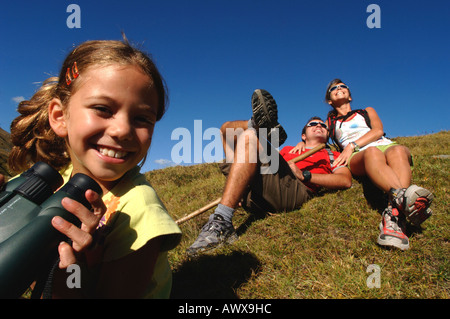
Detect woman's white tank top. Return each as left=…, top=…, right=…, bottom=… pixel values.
left=335, top=112, right=393, bottom=151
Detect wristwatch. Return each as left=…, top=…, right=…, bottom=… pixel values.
left=302, top=170, right=312, bottom=183
left=351, top=142, right=360, bottom=152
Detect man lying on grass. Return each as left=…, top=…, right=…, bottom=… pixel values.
left=187, top=89, right=352, bottom=256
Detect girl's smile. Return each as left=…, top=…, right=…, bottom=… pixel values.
left=97, top=146, right=129, bottom=160
left=330, top=83, right=350, bottom=100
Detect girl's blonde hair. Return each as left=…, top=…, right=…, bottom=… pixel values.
left=8, top=37, right=168, bottom=174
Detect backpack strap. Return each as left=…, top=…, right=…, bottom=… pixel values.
left=355, top=109, right=371, bottom=129
left=325, top=147, right=335, bottom=166
left=327, top=115, right=341, bottom=151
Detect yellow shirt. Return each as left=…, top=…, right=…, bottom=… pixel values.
left=60, top=165, right=182, bottom=298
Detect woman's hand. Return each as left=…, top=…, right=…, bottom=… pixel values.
left=288, top=141, right=306, bottom=154
left=51, top=189, right=106, bottom=269
left=332, top=144, right=354, bottom=167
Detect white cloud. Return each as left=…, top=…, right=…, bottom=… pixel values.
left=12, top=96, right=25, bottom=103
left=154, top=159, right=177, bottom=167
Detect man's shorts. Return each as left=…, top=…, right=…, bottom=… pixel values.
left=219, top=153, right=312, bottom=214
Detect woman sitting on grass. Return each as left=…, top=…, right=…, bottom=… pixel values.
left=291, top=79, right=433, bottom=251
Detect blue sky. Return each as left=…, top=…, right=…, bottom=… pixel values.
left=1, top=0, right=448, bottom=172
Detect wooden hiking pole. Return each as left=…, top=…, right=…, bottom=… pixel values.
left=176, top=197, right=222, bottom=225
left=286, top=143, right=325, bottom=164
left=175, top=143, right=326, bottom=225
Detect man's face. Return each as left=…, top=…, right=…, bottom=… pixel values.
left=302, top=120, right=328, bottom=143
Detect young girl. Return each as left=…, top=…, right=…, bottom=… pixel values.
left=7, top=38, right=182, bottom=298
left=291, top=79, right=433, bottom=250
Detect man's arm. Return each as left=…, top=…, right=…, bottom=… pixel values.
left=288, top=162, right=352, bottom=190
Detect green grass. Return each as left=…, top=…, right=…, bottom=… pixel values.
left=146, top=131, right=449, bottom=299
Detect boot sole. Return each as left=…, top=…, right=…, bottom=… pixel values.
left=251, top=89, right=287, bottom=145
left=404, top=185, right=433, bottom=225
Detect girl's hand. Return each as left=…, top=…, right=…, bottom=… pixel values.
left=51, top=189, right=106, bottom=269
left=289, top=141, right=306, bottom=154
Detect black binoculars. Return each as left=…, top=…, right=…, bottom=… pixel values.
left=0, top=162, right=102, bottom=298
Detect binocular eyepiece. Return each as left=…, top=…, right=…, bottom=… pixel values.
left=0, top=162, right=102, bottom=298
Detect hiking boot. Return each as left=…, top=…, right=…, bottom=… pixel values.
left=251, top=89, right=287, bottom=146
left=377, top=207, right=410, bottom=250
left=389, top=185, right=433, bottom=226
left=409, top=207, right=433, bottom=226
left=186, top=214, right=237, bottom=257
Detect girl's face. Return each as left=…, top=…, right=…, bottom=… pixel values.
left=50, top=64, right=158, bottom=191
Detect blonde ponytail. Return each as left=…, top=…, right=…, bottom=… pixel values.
left=8, top=78, right=69, bottom=174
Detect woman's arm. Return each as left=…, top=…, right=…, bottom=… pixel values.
left=353, top=107, right=384, bottom=148
left=288, top=141, right=306, bottom=154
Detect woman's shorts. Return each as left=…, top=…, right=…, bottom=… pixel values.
left=348, top=142, right=405, bottom=169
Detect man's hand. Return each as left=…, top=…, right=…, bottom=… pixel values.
left=288, top=161, right=305, bottom=181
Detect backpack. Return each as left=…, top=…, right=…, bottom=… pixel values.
left=326, top=109, right=372, bottom=152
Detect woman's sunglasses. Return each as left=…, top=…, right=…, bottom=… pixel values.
left=328, top=84, right=349, bottom=93
left=307, top=121, right=327, bottom=129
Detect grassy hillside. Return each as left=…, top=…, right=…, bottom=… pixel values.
left=146, top=131, right=449, bottom=299
left=0, top=128, right=447, bottom=298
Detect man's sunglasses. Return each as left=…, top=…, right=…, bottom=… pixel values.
left=328, top=84, right=349, bottom=93
left=307, top=121, right=327, bottom=129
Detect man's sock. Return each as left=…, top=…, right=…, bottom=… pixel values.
left=248, top=118, right=256, bottom=130
left=213, top=204, right=235, bottom=223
